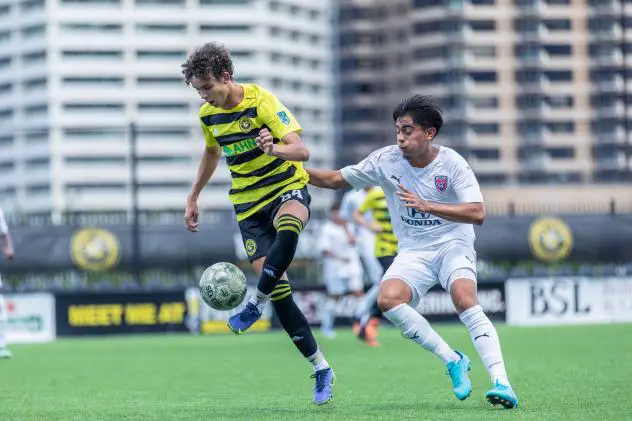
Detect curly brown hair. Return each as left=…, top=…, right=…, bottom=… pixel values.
left=181, top=42, right=234, bottom=85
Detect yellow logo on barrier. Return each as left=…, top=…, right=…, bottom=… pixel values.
left=528, top=217, right=573, bottom=262
left=70, top=228, right=120, bottom=271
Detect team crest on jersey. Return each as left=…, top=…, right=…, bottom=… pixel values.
left=239, top=117, right=252, bottom=132
left=277, top=111, right=291, bottom=125
left=435, top=175, right=448, bottom=192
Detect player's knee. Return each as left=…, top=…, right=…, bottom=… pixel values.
left=449, top=276, right=479, bottom=314
left=377, top=279, right=411, bottom=312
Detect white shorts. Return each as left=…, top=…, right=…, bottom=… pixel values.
left=381, top=241, right=477, bottom=307
left=323, top=261, right=363, bottom=296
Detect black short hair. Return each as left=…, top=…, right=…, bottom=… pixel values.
left=392, top=95, right=444, bottom=136
left=181, top=42, right=234, bottom=85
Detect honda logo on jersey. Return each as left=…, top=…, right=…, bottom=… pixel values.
left=401, top=207, right=442, bottom=227
left=406, top=207, right=430, bottom=219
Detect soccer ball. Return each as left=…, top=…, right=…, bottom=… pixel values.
left=199, top=262, right=248, bottom=311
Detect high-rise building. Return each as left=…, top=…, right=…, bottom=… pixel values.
left=0, top=0, right=334, bottom=219
left=338, top=0, right=632, bottom=213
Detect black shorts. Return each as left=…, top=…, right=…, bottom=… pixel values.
left=377, top=255, right=396, bottom=273
left=237, top=186, right=311, bottom=262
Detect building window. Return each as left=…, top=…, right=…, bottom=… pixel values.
left=137, top=77, right=181, bottom=86
left=63, top=76, right=124, bottom=87
left=22, top=51, right=46, bottom=65
left=66, top=183, right=127, bottom=193
left=471, top=123, right=500, bottom=134
left=64, top=156, right=127, bottom=166
left=545, top=70, right=573, bottom=82
left=64, top=103, right=125, bottom=112
left=136, top=50, right=186, bottom=60
left=545, top=121, right=574, bottom=133
left=23, top=78, right=47, bottom=92
left=60, top=23, right=122, bottom=34
left=138, top=103, right=189, bottom=112
left=136, top=0, right=184, bottom=5
left=25, top=157, right=50, bottom=170
left=21, top=25, right=46, bottom=38
left=546, top=147, right=575, bottom=159
left=471, top=148, right=500, bottom=160
left=63, top=50, right=123, bottom=60
left=26, top=184, right=50, bottom=195
left=135, top=23, right=186, bottom=34
left=63, top=128, right=126, bottom=141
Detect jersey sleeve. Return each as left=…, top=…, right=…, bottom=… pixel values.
left=200, top=118, right=218, bottom=148
left=0, top=208, right=7, bottom=235
left=340, top=150, right=382, bottom=190
left=258, top=89, right=302, bottom=140
left=451, top=156, right=484, bottom=203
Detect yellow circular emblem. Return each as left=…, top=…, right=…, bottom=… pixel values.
left=528, top=217, right=573, bottom=262
left=245, top=239, right=257, bottom=257
left=70, top=228, right=120, bottom=271
left=239, top=118, right=252, bottom=132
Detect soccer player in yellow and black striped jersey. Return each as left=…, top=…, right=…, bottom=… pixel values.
left=353, top=187, right=398, bottom=346
left=181, top=42, right=334, bottom=405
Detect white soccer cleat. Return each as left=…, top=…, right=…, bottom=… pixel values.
left=0, top=348, right=12, bottom=359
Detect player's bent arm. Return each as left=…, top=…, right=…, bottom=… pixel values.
left=427, top=202, right=485, bottom=225
left=188, top=145, right=221, bottom=202
left=272, top=132, right=310, bottom=162
left=306, top=168, right=350, bottom=190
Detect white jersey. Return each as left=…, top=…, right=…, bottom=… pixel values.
left=340, top=145, right=483, bottom=252
left=318, top=220, right=360, bottom=279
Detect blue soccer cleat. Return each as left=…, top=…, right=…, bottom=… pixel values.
left=227, top=301, right=262, bottom=335
left=311, top=367, right=335, bottom=405
left=446, top=350, right=472, bottom=400
left=486, top=380, right=519, bottom=409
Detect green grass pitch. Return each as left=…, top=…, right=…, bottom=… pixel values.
left=1, top=323, right=630, bottom=420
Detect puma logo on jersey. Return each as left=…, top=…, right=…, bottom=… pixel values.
left=390, top=174, right=402, bottom=184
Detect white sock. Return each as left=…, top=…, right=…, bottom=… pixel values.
left=321, top=298, right=336, bottom=333
left=384, top=303, right=459, bottom=365
left=307, top=349, right=330, bottom=372
left=0, top=323, right=6, bottom=348
left=459, top=305, right=509, bottom=385
left=251, top=290, right=269, bottom=312
left=355, top=284, right=380, bottom=319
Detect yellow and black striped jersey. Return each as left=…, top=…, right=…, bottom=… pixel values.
left=199, top=84, right=309, bottom=221
left=359, top=187, right=398, bottom=257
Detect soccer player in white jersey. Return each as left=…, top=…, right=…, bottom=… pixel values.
left=306, top=95, right=518, bottom=409
left=317, top=202, right=363, bottom=338
left=0, top=206, right=14, bottom=358
left=339, top=187, right=384, bottom=340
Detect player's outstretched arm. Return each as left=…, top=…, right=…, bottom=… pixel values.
left=306, top=168, right=350, bottom=190
left=185, top=145, right=221, bottom=232
left=396, top=185, right=485, bottom=225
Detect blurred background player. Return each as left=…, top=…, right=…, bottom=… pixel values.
left=317, top=202, right=363, bottom=339
left=339, top=187, right=384, bottom=335
left=181, top=42, right=334, bottom=405
left=0, top=206, right=14, bottom=358
left=353, top=186, right=398, bottom=346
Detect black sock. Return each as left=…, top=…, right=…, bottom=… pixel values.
left=271, top=284, right=318, bottom=358
left=256, top=214, right=303, bottom=296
